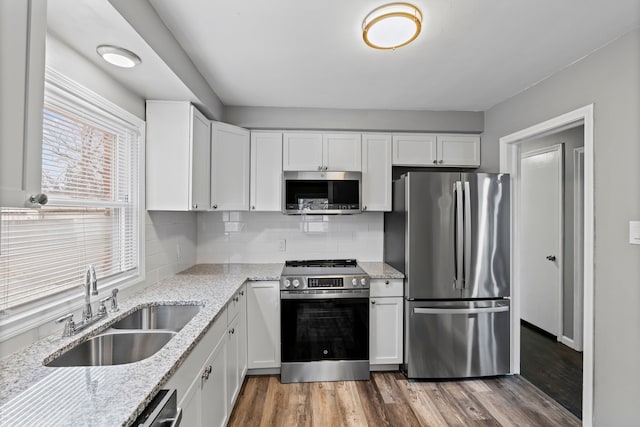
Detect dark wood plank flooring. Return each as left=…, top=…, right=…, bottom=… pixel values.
left=228, top=372, right=581, bottom=426
left=520, top=321, right=583, bottom=419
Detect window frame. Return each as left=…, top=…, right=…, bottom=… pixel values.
left=0, top=67, right=145, bottom=342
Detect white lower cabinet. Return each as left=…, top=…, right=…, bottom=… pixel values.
left=369, top=279, right=404, bottom=366
left=165, top=284, right=248, bottom=426
left=226, top=284, right=247, bottom=410
left=247, top=281, right=281, bottom=369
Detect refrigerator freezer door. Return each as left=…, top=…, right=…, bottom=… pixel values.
left=461, top=173, right=511, bottom=298
left=404, top=299, right=510, bottom=379
left=405, top=172, right=461, bottom=299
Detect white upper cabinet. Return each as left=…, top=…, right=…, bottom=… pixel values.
left=250, top=132, right=283, bottom=211
left=392, top=133, right=480, bottom=167
left=282, top=133, right=323, bottom=171
left=0, top=0, right=46, bottom=207
left=323, top=133, right=362, bottom=171
left=437, top=134, right=481, bottom=167
left=283, top=132, right=361, bottom=171
left=392, top=134, right=437, bottom=166
left=211, top=122, right=250, bottom=211
left=146, top=101, right=211, bottom=211
left=362, top=134, right=392, bottom=212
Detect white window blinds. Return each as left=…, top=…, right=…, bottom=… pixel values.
left=0, top=73, right=140, bottom=314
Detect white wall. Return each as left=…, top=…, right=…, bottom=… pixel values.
left=482, top=29, right=640, bottom=425
left=146, top=211, right=197, bottom=284
left=197, top=212, right=383, bottom=263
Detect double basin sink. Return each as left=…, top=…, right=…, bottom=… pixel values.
left=46, top=304, right=201, bottom=367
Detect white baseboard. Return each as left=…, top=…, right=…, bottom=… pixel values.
left=369, top=364, right=400, bottom=372
left=561, top=335, right=581, bottom=351
left=247, top=368, right=280, bottom=376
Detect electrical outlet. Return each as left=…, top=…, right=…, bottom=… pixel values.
left=278, top=239, right=286, bottom=252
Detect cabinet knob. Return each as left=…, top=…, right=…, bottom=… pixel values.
left=212, top=204, right=218, bottom=209
left=240, top=290, right=244, bottom=296
left=192, top=203, right=198, bottom=209
left=433, top=160, right=438, bottom=164
left=385, top=280, right=390, bottom=285
left=439, top=160, right=444, bottom=164
left=251, top=206, right=255, bottom=210
left=28, top=193, right=48, bottom=206
left=323, top=166, right=328, bottom=171
left=202, top=365, right=212, bottom=380
left=363, top=206, right=367, bottom=211
left=371, top=300, right=376, bottom=305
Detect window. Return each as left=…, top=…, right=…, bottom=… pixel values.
left=0, top=69, right=143, bottom=317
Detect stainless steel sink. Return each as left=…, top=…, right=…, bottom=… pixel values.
left=46, top=331, right=176, bottom=367
left=110, top=304, right=201, bottom=332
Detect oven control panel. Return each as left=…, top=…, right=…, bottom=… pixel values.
left=308, top=277, right=343, bottom=288
left=280, top=275, right=369, bottom=290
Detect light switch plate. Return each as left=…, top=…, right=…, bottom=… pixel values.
left=630, top=221, right=640, bottom=245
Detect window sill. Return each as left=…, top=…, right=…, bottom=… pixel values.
left=0, top=270, right=145, bottom=345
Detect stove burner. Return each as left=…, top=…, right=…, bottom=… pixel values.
left=284, top=259, right=357, bottom=268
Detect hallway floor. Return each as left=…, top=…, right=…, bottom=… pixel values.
left=520, top=321, right=583, bottom=418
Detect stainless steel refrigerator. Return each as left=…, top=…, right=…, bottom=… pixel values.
left=384, top=172, right=511, bottom=379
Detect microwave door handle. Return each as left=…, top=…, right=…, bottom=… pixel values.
left=463, top=181, right=472, bottom=289
left=454, top=181, right=464, bottom=290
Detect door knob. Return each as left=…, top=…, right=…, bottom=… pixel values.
left=546, top=255, right=556, bottom=261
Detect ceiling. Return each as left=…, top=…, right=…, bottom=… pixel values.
left=148, top=0, right=640, bottom=111
left=47, top=0, right=196, bottom=104
left=46, top=1, right=640, bottom=113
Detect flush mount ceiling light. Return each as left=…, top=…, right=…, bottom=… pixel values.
left=362, top=3, right=423, bottom=50
left=96, top=45, right=141, bottom=68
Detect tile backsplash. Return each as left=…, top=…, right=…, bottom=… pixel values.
left=197, top=211, right=384, bottom=263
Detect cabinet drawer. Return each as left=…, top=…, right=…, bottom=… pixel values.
left=165, top=306, right=227, bottom=402
left=227, top=284, right=246, bottom=325
left=370, top=279, right=403, bottom=297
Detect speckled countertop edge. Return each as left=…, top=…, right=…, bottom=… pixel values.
left=0, top=262, right=401, bottom=426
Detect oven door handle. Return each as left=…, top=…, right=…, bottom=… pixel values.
left=280, top=290, right=370, bottom=299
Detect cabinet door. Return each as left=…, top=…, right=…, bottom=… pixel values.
left=226, top=315, right=241, bottom=409
left=250, top=132, right=282, bottom=211
left=0, top=0, right=46, bottom=207
left=238, top=286, right=248, bottom=379
left=190, top=107, right=211, bottom=210
left=392, top=134, right=437, bottom=166
left=179, top=373, right=203, bottom=427
left=362, top=134, right=392, bottom=211
left=323, top=133, right=362, bottom=171
left=370, top=297, right=403, bottom=365
left=247, top=281, right=281, bottom=369
left=201, top=336, right=228, bottom=427
left=437, top=135, right=480, bottom=167
left=211, top=122, right=250, bottom=211
left=282, top=133, right=323, bottom=171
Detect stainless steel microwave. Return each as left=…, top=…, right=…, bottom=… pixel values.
left=283, top=171, right=361, bottom=214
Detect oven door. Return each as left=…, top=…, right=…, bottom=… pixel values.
left=280, top=291, right=369, bottom=363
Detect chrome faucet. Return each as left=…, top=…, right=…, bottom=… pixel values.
left=82, top=265, right=98, bottom=321
left=56, top=265, right=107, bottom=337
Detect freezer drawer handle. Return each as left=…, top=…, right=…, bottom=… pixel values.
left=413, top=306, right=509, bottom=315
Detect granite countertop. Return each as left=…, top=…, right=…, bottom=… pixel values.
left=0, top=262, right=401, bottom=426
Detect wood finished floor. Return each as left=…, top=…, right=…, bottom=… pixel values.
left=228, top=372, right=581, bottom=427
left=520, top=322, right=583, bottom=419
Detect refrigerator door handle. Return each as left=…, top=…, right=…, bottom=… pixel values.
left=414, top=306, right=510, bottom=315
left=454, top=181, right=464, bottom=289
left=463, top=181, right=472, bottom=288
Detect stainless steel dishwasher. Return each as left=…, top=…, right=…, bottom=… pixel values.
left=134, top=389, right=182, bottom=427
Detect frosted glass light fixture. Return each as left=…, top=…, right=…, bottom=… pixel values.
left=96, top=45, right=141, bottom=68
left=362, top=3, right=423, bottom=50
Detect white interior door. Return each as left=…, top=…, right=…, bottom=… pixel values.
left=520, top=145, right=563, bottom=337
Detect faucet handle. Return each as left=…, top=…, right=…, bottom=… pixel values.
left=55, top=313, right=75, bottom=337
left=110, top=288, right=119, bottom=312
left=98, top=296, right=112, bottom=316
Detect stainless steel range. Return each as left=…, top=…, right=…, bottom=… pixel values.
left=280, top=259, right=370, bottom=383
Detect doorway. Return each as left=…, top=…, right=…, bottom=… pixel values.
left=499, top=105, right=594, bottom=426
left=518, top=130, right=584, bottom=419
